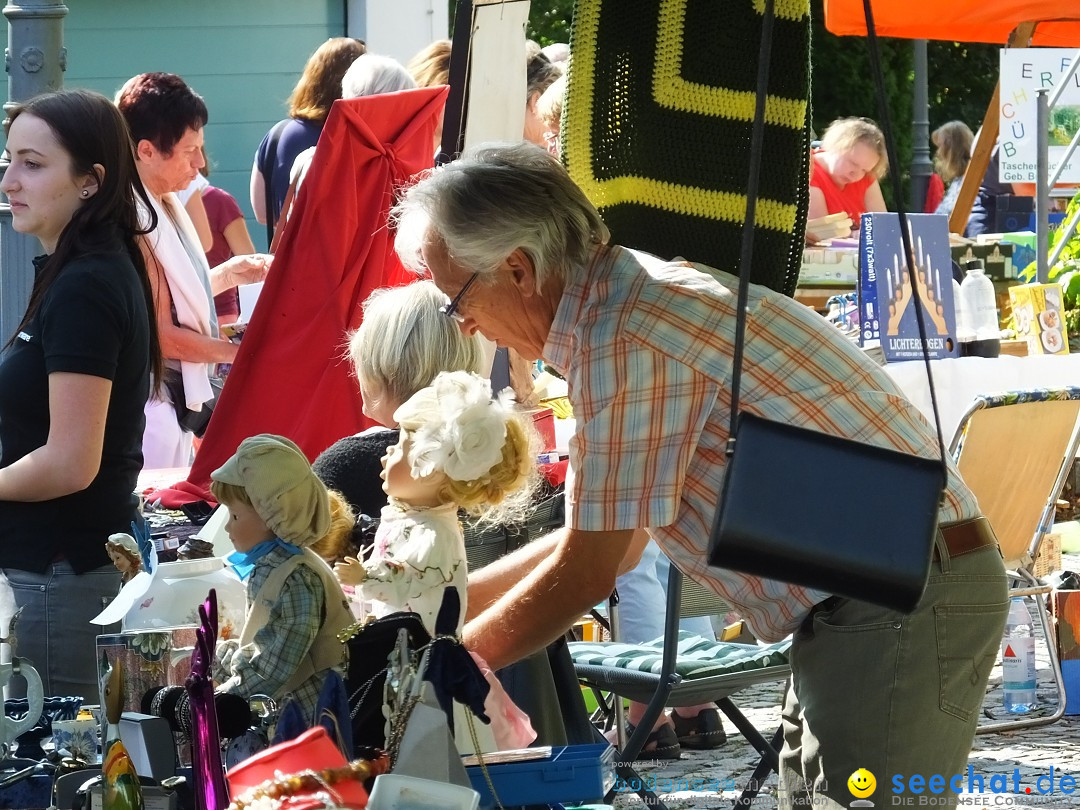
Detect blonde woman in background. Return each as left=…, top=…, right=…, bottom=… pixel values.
left=407, top=39, right=451, bottom=88
left=250, top=37, right=366, bottom=233
left=537, top=74, right=566, bottom=156
left=808, top=116, right=889, bottom=226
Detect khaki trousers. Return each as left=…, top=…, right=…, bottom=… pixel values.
left=778, top=540, right=1008, bottom=808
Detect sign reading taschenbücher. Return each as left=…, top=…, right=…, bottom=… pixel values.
left=859, top=213, right=959, bottom=362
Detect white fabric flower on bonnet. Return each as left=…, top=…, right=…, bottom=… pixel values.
left=393, top=371, right=516, bottom=483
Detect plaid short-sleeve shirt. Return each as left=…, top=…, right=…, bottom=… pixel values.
left=543, top=245, right=979, bottom=641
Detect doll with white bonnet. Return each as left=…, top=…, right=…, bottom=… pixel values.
left=210, top=434, right=354, bottom=724
left=334, top=371, right=537, bottom=752
left=334, top=371, right=535, bottom=634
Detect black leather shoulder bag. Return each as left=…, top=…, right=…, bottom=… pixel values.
left=706, top=0, right=949, bottom=613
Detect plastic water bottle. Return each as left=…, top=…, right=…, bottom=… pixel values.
left=959, top=259, right=1000, bottom=357
left=953, top=277, right=974, bottom=346
left=1002, top=597, right=1037, bottom=713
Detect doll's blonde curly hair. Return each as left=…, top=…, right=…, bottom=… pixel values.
left=436, top=413, right=539, bottom=526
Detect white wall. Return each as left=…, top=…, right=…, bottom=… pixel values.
left=347, top=0, right=450, bottom=65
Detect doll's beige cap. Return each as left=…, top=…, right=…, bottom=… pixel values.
left=211, top=434, right=330, bottom=547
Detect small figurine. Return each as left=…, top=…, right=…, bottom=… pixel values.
left=334, top=370, right=536, bottom=635
left=105, top=533, right=142, bottom=584
left=209, top=435, right=355, bottom=726
left=100, top=653, right=144, bottom=810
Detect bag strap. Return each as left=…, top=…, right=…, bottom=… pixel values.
left=725, top=0, right=776, bottom=446
left=270, top=176, right=298, bottom=254
left=861, top=0, right=948, bottom=474
left=725, top=0, right=948, bottom=483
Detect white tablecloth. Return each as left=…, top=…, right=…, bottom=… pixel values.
left=883, top=354, right=1080, bottom=440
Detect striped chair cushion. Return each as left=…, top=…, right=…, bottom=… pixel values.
left=569, top=632, right=791, bottom=680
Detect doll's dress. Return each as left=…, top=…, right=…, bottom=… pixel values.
left=359, top=499, right=535, bottom=752
left=360, top=501, right=468, bottom=634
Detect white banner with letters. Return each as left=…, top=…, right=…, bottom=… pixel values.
left=999, top=49, right=1080, bottom=184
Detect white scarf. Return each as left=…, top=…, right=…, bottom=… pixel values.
left=140, top=190, right=216, bottom=409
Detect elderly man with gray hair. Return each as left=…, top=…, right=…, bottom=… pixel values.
left=391, top=141, right=1007, bottom=809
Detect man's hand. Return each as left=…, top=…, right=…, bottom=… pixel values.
left=464, top=527, right=639, bottom=670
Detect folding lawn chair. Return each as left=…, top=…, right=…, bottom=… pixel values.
left=949, top=387, right=1080, bottom=733
left=462, top=490, right=565, bottom=571
left=569, top=564, right=790, bottom=810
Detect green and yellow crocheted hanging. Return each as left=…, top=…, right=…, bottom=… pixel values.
left=564, top=0, right=811, bottom=296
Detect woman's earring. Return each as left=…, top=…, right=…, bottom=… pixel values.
left=81, top=190, right=90, bottom=198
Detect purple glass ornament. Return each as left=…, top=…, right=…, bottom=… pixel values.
left=186, top=589, right=230, bottom=810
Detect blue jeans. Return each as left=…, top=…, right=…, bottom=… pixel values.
left=616, top=541, right=714, bottom=643
left=2, top=562, right=121, bottom=704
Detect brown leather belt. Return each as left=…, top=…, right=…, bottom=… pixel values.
left=935, top=517, right=997, bottom=561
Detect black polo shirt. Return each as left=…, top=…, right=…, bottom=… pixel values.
left=0, top=244, right=150, bottom=573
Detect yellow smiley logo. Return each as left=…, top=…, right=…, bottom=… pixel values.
left=848, top=768, right=876, bottom=798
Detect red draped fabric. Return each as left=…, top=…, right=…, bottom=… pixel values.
left=185, top=86, right=449, bottom=490
left=825, top=0, right=1080, bottom=45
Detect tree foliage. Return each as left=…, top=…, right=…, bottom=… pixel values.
left=926, top=40, right=999, bottom=134
left=448, top=0, right=574, bottom=45
left=526, top=0, right=574, bottom=45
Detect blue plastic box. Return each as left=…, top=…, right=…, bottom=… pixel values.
left=467, top=743, right=615, bottom=808
left=1062, top=659, right=1080, bottom=716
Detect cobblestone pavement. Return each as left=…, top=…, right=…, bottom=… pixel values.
left=611, top=556, right=1080, bottom=810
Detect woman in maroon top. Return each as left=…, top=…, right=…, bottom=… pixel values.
left=808, top=117, right=889, bottom=228
left=201, top=162, right=257, bottom=324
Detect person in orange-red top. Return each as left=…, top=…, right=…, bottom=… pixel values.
left=808, top=117, right=888, bottom=229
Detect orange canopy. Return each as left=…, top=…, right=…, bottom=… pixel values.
left=825, top=0, right=1080, bottom=45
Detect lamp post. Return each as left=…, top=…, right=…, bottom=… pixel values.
left=910, top=39, right=932, bottom=212
left=0, top=0, right=66, bottom=341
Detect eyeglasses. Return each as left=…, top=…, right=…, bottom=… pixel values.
left=439, top=272, right=479, bottom=322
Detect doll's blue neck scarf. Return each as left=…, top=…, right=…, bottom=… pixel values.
left=227, top=538, right=301, bottom=580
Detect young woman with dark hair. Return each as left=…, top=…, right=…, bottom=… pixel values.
left=0, top=88, right=162, bottom=701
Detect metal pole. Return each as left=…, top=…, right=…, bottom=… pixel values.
left=0, top=0, right=67, bottom=342
left=1036, top=89, right=1049, bottom=284
left=910, top=39, right=932, bottom=212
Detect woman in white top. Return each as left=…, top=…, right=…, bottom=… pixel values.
left=117, top=72, right=270, bottom=467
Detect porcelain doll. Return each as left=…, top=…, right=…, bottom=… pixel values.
left=334, top=371, right=536, bottom=633
left=209, top=434, right=354, bottom=726
left=334, top=371, right=538, bottom=751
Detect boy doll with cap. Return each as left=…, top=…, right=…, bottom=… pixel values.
left=210, top=434, right=354, bottom=723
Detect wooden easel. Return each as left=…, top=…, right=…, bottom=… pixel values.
left=948, top=21, right=1039, bottom=234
